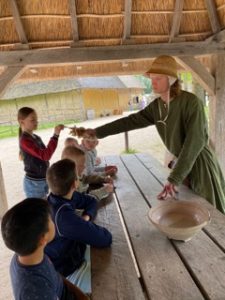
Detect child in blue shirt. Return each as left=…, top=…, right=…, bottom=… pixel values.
left=1, top=198, right=88, bottom=300
left=45, top=159, right=112, bottom=292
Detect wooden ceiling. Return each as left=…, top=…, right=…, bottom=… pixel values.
left=0, top=0, right=225, bottom=97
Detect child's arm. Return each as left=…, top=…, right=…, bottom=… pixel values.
left=56, top=205, right=112, bottom=247
left=20, top=125, right=64, bottom=161
left=71, top=191, right=97, bottom=220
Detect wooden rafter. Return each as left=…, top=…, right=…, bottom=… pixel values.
left=204, top=0, right=220, bottom=34
left=206, top=29, right=225, bottom=43
left=176, top=56, right=215, bottom=96
left=169, top=0, right=184, bottom=42
left=8, top=0, right=28, bottom=44
left=0, top=66, right=25, bottom=98
left=68, top=0, right=79, bottom=41
left=0, top=41, right=225, bottom=67
left=123, top=0, right=132, bottom=39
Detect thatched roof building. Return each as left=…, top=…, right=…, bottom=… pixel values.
left=1, top=0, right=225, bottom=167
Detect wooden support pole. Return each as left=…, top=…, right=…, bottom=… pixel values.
left=214, top=54, right=225, bottom=174
left=125, top=131, right=129, bottom=152
left=0, top=162, right=8, bottom=218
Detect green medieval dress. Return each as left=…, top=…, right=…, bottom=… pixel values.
left=95, top=90, right=225, bottom=214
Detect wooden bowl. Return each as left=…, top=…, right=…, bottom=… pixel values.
left=148, top=200, right=210, bottom=241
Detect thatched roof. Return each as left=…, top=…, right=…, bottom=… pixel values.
left=0, top=0, right=225, bottom=97
left=2, top=75, right=144, bottom=99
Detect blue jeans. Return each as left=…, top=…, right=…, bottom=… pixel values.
left=24, top=176, right=48, bottom=199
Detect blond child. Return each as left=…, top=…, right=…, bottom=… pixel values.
left=64, top=137, right=80, bottom=148
left=61, top=145, right=114, bottom=200
left=80, top=134, right=117, bottom=177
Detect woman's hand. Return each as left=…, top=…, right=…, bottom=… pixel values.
left=157, top=182, right=179, bottom=200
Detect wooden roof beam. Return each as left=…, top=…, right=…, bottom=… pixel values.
left=206, top=29, right=225, bottom=43
left=68, top=0, right=79, bottom=42
left=8, top=0, right=28, bottom=45
left=169, top=0, right=184, bottom=42
left=176, top=56, right=215, bottom=96
left=123, top=0, right=132, bottom=40
left=0, top=66, right=25, bottom=99
left=204, top=0, right=220, bottom=34
left=0, top=41, right=225, bottom=67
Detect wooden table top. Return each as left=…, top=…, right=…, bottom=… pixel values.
left=91, top=153, right=225, bottom=300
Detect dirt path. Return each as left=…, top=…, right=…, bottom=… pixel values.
left=0, top=111, right=166, bottom=300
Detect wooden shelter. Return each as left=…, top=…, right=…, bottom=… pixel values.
left=0, top=0, right=225, bottom=169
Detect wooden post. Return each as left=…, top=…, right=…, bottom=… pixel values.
left=125, top=131, right=129, bottom=152
left=0, top=162, right=8, bottom=218
left=214, top=54, right=225, bottom=174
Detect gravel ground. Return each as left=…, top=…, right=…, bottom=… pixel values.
left=0, top=111, right=166, bottom=300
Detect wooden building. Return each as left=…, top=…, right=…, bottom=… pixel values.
left=0, top=75, right=144, bottom=123
left=0, top=0, right=225, bottom=170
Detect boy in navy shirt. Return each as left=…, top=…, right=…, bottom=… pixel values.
left=1, top=198, right=88, bottom=300
left=45, top=159, right=112, bottom=292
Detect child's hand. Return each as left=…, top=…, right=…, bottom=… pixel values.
left=105, top=166, right=118, bottom=176
left=103, top=183, right=114, bottom=193
left=104, top=175, right=113, bottom=184
left=95, top=157, right=101, bottom=166
left=54, top=124, right=64, bottom=135
left=82, top=214, right=91, bottom=222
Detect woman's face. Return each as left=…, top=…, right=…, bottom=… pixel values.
left=150, top=74, right=170, bottom=95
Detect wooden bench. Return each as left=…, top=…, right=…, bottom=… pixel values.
left=91, top=153, right=225, bottom=300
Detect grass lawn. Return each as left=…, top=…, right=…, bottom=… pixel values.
left=0, top=120, right=79, bottom=139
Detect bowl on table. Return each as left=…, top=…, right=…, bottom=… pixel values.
left=148, top=200, right=210, bottom=242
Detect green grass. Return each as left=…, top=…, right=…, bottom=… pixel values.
left=121, top=148, right=138, bottom=154
left=0, top=119, right=79, bottom=139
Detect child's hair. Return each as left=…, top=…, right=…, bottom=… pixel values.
left=47, top=159, right=77, bottom=196
left=17, top=107, right=35, bottom=138
left=1, top=198, right=50, bottom=256
left=61, top=145, right=85, bottom=161
left=64, top=137, right=79, bottom=147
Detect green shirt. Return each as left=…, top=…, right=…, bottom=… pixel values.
left=96, top=91, right=225, bottom=213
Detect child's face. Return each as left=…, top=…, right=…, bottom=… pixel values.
left=82, top=138, right=98, bottom=150
left=19, top=112, right=38, bottom=133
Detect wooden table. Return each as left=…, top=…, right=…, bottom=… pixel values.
left=91, top=153, right=225, bottom=300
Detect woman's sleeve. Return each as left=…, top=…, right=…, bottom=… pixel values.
left=96, top=103, right=155, bottom=138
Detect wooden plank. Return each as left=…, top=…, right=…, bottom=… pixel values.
left=68, top=0, right=79, bottom=42
left=0, top=66, right=25, bottom=98
left=1, top=41, right=225, bottom=67
left=8, top=0, right=28, bottom=44
left=169, top=0, right=184, bottom=42
left=105, top=155, right=204, bottom=300
left=204, top=0, right=221, bottom=34
left=176, top=56, right=215, bottom=96
left=123, top=0, right=132, bottom=39
left=173, top=231, right=225, bottom=299
left=122, top=154, right=225, bottom=299
left=136, top=153, right=225, bottom=252
left=91, top=194, right=145, bottom=300
left=205, top=29, right=225, bottom=43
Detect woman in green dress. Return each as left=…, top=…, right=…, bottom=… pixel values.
left=72, top=55, right=225, bottom=214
